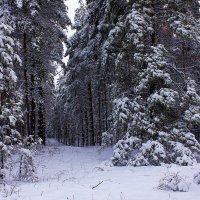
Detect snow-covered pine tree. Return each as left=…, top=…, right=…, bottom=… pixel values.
left=105, top=0, right=156, bottom=142
left=182, top=78, right=200, bottom=140
left=13, top=0, right=70, bottom=144
left=110, top=0, right=200, bottom=166
left=18, top=147, right=37, bottom=182
left=18, top=135, right=41, bottom=182
left=0, top=0, right=23, bottom=181
left=55, top=0, right=200, bottom=169
left=111, top=133, right=141, bottom=166
left=55, top=0, right=123, bottom=146
left=55, top=0, right=90, bottom=146
left=111, top=44, right=183, bottom=166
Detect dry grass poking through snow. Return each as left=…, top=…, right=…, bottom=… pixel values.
left=0, top=139, right=200, bottom=200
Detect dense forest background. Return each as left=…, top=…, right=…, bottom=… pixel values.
left=1, top=0, right=200, bottom=183
left=55, top=0, right=200, bottom=166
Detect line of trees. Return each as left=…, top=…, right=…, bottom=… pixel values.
left=1, top=0, right=200, bottom=173
left=55, top=0, right=200, bottom=165
left=0, top=0, right=70, bottom=181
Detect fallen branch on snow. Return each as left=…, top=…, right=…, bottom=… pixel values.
left=91, top=181, right=104, bottom=189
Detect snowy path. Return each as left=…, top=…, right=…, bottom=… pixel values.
left=1, top=139, right=200, bottom=200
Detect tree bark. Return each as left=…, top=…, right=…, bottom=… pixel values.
left=88, top=82, right=95, bottom=145
left=23, top=33, right=30, bottom=136
left=38, top=86, right=46, bottom=145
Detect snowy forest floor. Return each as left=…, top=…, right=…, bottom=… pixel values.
left=1, top=139, right=200, bottom=200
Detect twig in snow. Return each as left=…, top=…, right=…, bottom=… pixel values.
left=91, top=181, right=104, bottom=189
left=120, top=192, right=126, bottom=200
left=10, top=184, right=17, bottom=196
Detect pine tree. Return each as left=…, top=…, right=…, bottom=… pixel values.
left=18, top=135, right=40, bottom=182
left=0, top=0, right=23, bottom=181
left=110, top=0, right=200, bottom=166
left=182, top=78, right=200, bottom=140
left=55, top=0, right=200, bottom=168
left=13, top=0, right=70, bottom=144
left=56, top=0, right=128, bottom=146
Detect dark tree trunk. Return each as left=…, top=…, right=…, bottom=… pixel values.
left=30, top=72, right=36, bottom=138
left=88, top=82, right=95, bottom=145
left=23, top=33, right=30, bottom=136
left=81, top=110, right=85, bottom=147
left=98, top=83, right=102, bottom=145
left=104, top=83, right=108, bottom=131
left=85, top=110, right=89, bottom=146
left=38, top=86, right=46, bottom=145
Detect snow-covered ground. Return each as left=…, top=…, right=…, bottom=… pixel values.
left=1, top=139, right=200, bottom=200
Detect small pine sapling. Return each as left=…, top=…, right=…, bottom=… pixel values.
left=0, top=143, right=10, bottom=184
left=158, top=172, right=191, bottom=192
left=18, top=136, right=41, bottom=182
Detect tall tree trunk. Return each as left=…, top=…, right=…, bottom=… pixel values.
left=98, top=83, right=102, bottom=145
left=88, top=82, right=95, bottom=145
left=30, top=72, right=36, bottom=138
left=38, top=86, right=46, bottom=145
left=64, top=120, right=68, bottom=145
left=0, top=153, right=4, bottom=180
left=81, top=110, right=85, bottom=146
left=85, top=110, right=89, bottom=146
left=23, top=33, right=30, bottom=136
left=182, top=41, right=186, bottom=74
left=104, top=83, right=108, bottom=131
